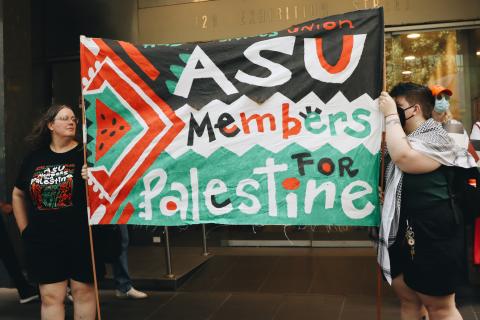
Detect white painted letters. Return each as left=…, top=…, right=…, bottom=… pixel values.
left=174, top=45, right=239, bottom=98
left=235, top=37, right=295, bottom=87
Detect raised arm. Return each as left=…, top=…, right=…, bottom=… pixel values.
left=379, top=91, right=441, bottom=174
left=12, top=187, right=29, bottom=233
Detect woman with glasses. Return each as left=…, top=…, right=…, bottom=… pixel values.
left=12, top=104, right=96, bottom=320
left=378, top=83, right=476, bottom=320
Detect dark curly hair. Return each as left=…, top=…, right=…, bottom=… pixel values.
left=26, top=104, right=77, bottom=149
left=389, top=82, right=435, bottom=119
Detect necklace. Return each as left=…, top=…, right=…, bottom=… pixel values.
left=50, top=144, right=61, bottom=153
left=50, top=141, right=77, bottom=153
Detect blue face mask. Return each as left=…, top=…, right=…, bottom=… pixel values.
left=434, top=97, right=450, bottom=113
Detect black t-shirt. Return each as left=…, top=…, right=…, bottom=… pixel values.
left=15, top=144, right=89, bottom=240
left=402, top=166, right=450, bottom=210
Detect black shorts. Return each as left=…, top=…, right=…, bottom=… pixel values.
left=22, top=223, right=94, bottom=285
left=389, top=202, right=465, bottom=296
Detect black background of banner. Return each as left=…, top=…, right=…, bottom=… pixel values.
left=106, top=8, right=384, bottom=110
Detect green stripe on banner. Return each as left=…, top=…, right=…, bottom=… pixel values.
left=122, top=143, right=380, bottom=226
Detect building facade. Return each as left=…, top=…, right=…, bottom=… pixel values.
left=0, top=0, right=479, bottom=259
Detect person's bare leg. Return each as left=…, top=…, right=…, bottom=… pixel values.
left=392, top=275, right=428, bottom=320
left=70, top=279, right=96, bottom=320
left=418, top=292, right=462, bottom=320
left=39, top=281, right=67, bottom=320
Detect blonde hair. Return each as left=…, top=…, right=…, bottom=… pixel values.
left=442, top=110, right=453, bottom=123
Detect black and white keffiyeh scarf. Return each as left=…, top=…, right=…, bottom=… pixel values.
left=378, top=118, right=477, bottom=284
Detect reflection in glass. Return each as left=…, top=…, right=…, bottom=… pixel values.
left=386, top=29, right=480, bottom=131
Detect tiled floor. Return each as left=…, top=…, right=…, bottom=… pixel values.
left=1, top=246, right=479, bottom=320
left=2, top=288, right=479, bottom=320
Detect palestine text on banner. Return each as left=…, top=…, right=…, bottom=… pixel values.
left=80, top=8, right=384, bottom=226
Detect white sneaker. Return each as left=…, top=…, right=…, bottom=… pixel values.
left=19, top=294, right=39, bottom=304
left=115, top=287, right=148, bottom=299
left=19, top=285, right=39, bottom=304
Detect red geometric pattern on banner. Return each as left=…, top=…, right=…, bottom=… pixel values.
left=118, top=40, right=160, bottom=81
left=81, top=38, right=185, bottom=224
left=95, top=98, right=132, bottom=161
left=117, top=203, right=135, bottom=224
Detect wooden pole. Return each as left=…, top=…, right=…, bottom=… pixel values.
left=80, top=92, right=102, bottom=320
left=376, top=23, right=388, bottom=320
left=376, top=131, right=386, bottom=320
left=377, top=129, right=386, bottom=320
left=376, top=264, right=383, bottom=320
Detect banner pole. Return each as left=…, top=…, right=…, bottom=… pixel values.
left=377, top=131, right=386, bottom=320
left=80, top=90, right=102, bottom=320
left=201, top=224, right=210, bottom=256
left=376, top=25, right=388, bottom=320
left=164, top=226, right=175, bottom=278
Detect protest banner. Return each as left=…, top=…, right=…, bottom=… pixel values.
left=81, top=8, right=384, bottom=226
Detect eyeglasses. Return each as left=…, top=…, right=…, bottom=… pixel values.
left=436, top=94, right=450, bottom=101
left=54, top=116, right=79, bottom=124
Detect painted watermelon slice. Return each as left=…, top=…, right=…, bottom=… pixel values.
left=95, top=99, right=131, bottom=161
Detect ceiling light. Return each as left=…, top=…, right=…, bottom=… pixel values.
left=407, top=33, right=421, bottom=39
left=476, top=50, right=480, bottom=56
left=404, top=55, right=416, bottom=61
left=402, top=71, right=412, bottom=75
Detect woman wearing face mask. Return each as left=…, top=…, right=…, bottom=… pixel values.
left=430, top=85, right=471, bottom=152
left=11, top=104, right=96, bottom=320
left=377, top=82, right=476, bottom=320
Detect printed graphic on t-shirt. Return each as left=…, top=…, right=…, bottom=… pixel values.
left=30, top=164, right=75, bottom=210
